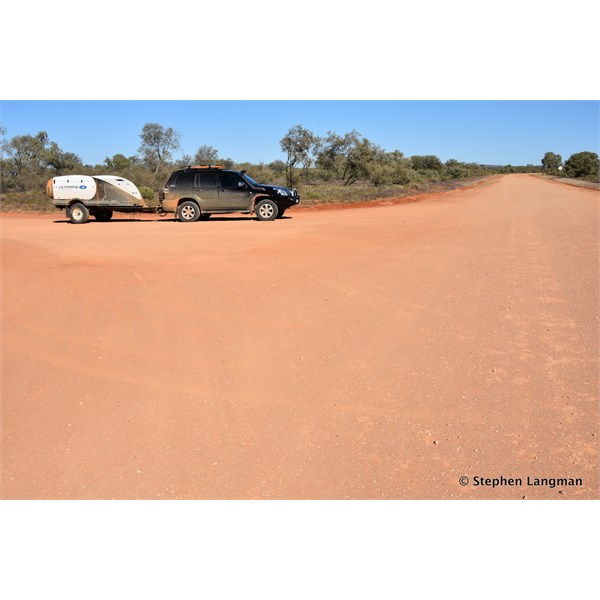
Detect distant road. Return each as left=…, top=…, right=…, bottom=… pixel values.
left=2, top=174, right=598, bottom=499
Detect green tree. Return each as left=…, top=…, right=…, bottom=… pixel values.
left=104, top=153, right=136, bottom=171
left=44, top=142, right=81, bottom=173
left=564, top=151, right=599, bottom=180
left=318, top=130, right=388, bottom=186
left=174, top=155, right=194, bottom=169
left=280, top=125, right=319, bottom=187
left=444, top=159, right=468, bottom=179
left=384, top=151, right=418, bottom=185
left=343, top=136, right=383, bottom=185
left=2, top=131, right=49, bottom=183
left=410, top=155, right=443, bottom=172
left=316, top=131, right=350, bottom=182
left=138, top=123, right=181, bottom=174
left=268, top=160, right=287, bottom=177
left=193, top=145, right=220, bottom=165
left=1, top=130, right=84, bottom=190
left=541, top=151, right=562, bottom=174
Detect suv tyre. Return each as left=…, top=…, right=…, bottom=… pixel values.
left=255, top=199, right=278, bottom=221
left=177, top=201, right=200, bottom=222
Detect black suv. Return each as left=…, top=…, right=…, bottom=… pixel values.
left=159, top=166, right=300, bottom=222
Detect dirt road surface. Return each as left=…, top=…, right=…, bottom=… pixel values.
left=1, top=174, right=598, bottom=499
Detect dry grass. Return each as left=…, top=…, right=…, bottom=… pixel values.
left=1, top=191, right=57, bottom=213
left=1, top=177, right=490, bottom=214
left=296, top=177, right=488, bottom=207
left=534, top=175, right=599, bottom=190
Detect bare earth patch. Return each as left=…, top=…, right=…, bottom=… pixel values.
left=1, top=174, right=598, bottom=499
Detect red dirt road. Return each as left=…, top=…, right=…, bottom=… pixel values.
left=1, top=174, right=598, bottom=499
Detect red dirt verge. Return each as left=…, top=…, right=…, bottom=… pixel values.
left=1, top=174, right=598, bottom=499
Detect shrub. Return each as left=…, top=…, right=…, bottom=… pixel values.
left=138, top=186, right=155, bottom=201
left=564, top=151, right=599, bottom=181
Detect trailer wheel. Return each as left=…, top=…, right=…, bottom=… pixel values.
left=177, top=201, right=200, bottom=222
left=94, top=209, right=113, bottom=222
left=67, top=203, right=89, bottom=224
left=255, top=199, right=278, bottom=221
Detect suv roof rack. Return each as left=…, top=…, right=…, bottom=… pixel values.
left=186, top=164, right=224, bottom=170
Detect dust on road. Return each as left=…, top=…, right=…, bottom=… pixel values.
left=1, top=174, right=598, bottom=499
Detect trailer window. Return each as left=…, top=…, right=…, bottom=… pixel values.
left=198, top=173, right=217, bottom=187
left=176, top=172, right=196, bottom=187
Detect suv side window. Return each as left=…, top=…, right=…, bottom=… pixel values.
left=198, top=173, right=217, bottom=187
left=219, top=172, right=243, bottom=188
left=176, top=172, right=196, bottom=187
left=166, top=173, right=178, bottom=187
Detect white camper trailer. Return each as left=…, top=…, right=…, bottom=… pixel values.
left=46, top=175, right=154, bottom=223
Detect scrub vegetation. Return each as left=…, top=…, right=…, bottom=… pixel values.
left=1, top=122, right=597, bottom=212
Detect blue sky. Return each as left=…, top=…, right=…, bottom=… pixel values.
left=1, top=100, right=598, bottom=167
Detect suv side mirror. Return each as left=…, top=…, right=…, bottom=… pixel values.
left=238, top=181, right=247, bottom=189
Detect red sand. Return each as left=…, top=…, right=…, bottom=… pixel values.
left=1, top=174, right=598, bottom=499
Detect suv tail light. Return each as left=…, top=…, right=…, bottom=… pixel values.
left=159, top=180, right=170, bottom=199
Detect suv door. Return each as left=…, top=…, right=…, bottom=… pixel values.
left=172, top=171, right=196, bottom=206
left=193, top=172, right=219, bottom=210
left=218, top=172, right=252, bottom=210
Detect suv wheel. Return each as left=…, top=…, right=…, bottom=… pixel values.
left=177, top=201, right=200, bottom=222
left=255, top=199, right=278, bottom=221
left=67, top=202, right=89, bottom=224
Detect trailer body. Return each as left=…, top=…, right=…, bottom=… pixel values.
left=46, top=175, right=154, bottom=223
left=47, top=175, right=146, bottom=207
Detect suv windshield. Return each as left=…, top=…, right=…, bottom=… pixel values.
left=242, top=173, right=259, bottom=186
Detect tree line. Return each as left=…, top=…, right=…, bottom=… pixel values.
left=280, top=125, right=500, bottom=187
left=1, top=122, right=597, bottom=204
left=541, top=151, right=599, bottom=180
